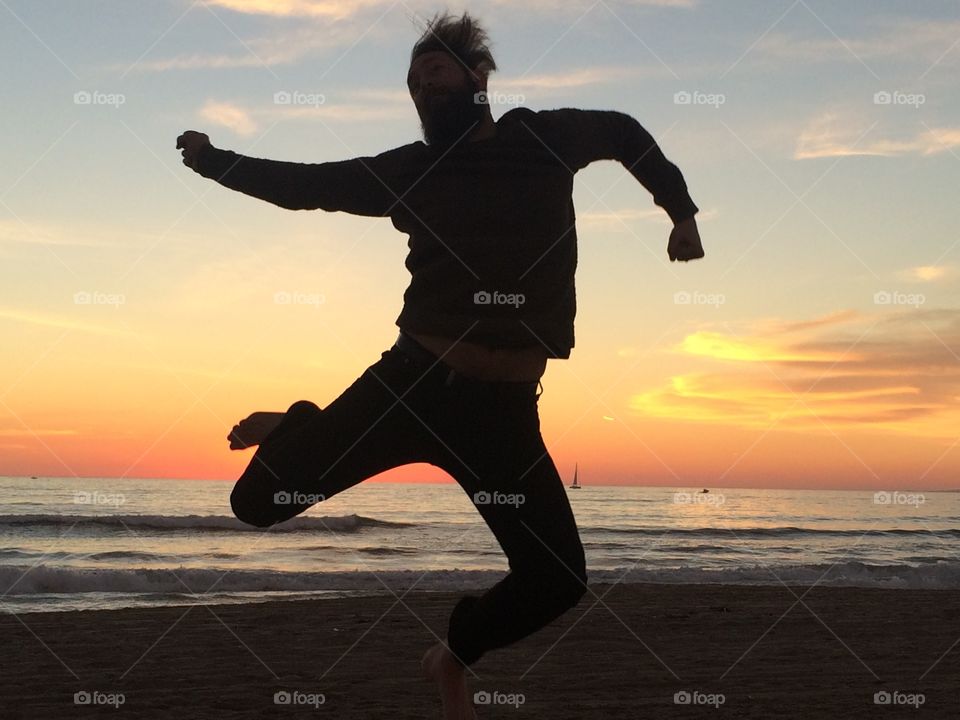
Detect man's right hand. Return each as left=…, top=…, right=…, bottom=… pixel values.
left=176, top=130, right=211, bottom=171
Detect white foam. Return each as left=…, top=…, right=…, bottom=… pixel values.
left=2, top=560, right=959, bottom=602
left=0, top=513, right=409, bottom=533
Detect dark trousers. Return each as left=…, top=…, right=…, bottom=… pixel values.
left=229, top=331, right=588, bottom=666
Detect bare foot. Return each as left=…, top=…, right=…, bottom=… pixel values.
left=227, top=411, right=285, bottom=450
left=421, top=642, right=477, bottom=719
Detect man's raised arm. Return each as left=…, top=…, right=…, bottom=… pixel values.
left=529, top=108, right=700, bottom=226
left=176, top=130, right=407, bottom=216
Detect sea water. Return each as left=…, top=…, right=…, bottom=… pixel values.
left=1, top=476, right=958, bottom=613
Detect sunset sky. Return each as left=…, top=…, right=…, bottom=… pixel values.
left=1, top=0, right=957, bottom=489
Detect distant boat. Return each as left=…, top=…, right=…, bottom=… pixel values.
left=700, top=488, right=709, bottom=493
left=570, top=463, right=581, bottom=489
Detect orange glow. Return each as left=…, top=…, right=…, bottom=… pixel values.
left=2, top=308, right=958, bottom=489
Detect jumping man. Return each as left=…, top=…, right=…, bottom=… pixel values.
left=176, top=11, right=702, bottom=719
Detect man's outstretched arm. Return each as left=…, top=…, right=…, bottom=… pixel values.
left=176, top=130, right=404, bottom=216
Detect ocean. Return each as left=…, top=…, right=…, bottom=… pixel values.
left=2, top=476, right=958, bottom=613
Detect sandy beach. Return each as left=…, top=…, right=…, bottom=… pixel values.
left=2, top=582, right=958, bottom=718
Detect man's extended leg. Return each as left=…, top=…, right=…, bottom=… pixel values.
left=436, top=380, right=588, bottom=667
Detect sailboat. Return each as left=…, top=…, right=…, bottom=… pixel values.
left=569, top=462, right=581, bottom=489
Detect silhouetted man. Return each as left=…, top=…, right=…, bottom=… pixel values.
left=177, top=10, right=702, bottom=719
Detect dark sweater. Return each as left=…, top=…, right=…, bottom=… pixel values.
left=194, top=107, right=698, bottom=358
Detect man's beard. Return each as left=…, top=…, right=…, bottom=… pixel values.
left=419, top=81, right=488, bottom=151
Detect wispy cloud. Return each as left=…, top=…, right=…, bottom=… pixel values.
left=113, top=20, right=379, bottom=73
left=0, top=219, right=131, bottom=248
left=795, top=112, right=960, bottom=159
left=630, top=309, right=960, bottom=438
left=195, top=95, right=409, bottom=133
left=898, top=265, right=952, bottom=282
left=204, top=0, right=387, bottom=19
left=0, top=428, right=79, bottom=437
left=0, top=307, right=140, bottom=338
left=208, top=0, right=698, bottom=18
left=753, top=18, right=960, bottom=68
left=200, top=100, right=259, bottom=136
left=494, top=65, right=677, bottom=97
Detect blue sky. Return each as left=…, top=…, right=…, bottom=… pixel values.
left=1, top=0, right=958, bottom=486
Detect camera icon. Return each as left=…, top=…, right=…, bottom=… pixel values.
left=673, top=91, right=692, bottom=105
left=473, top=91, right=488, bottom=105
left=274, top=691, right=291, bottom=705
left=74, top=691, right=92, bottom=705
left=473, top=290, right=491, bottom=305
left=73, top=91, right=91, bottom=105
left=473, top=491, right=491, bottom=505
left=674, top=690, right=692, bottom=704
left=873, top=491, right=891, bottom=505
left=874, top=690, right=891, bottom=705
left=273, top=91, right=292, bottom=105
left=673, top=291, right=691, bottom=305
left=873, top=291, right=891, bottom=305
left=473, top=691, right=491, bottom=705
left=873, top=91, right=892, bottom=105
left=274, top=491, right=292, bottom=505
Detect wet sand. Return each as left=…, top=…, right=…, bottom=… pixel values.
left=2, top=582, right=958, bottom=718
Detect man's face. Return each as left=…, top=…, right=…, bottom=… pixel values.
left=407, top=50, right=486, bottom=150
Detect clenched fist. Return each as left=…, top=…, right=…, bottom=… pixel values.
left=667, top=216, right=705, bottom=262
left=176, top=130, right=211, bottom=171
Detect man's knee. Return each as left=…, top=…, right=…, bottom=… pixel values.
left=525, top=551, right=587, bottom=610
left=231, top=473, right=320, bottom=528
left=230, top=482, right=280, bottom=528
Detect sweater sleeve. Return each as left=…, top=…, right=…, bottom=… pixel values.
left=193, top=143, right=411, bottom=217
left=532, top=108, right=699, bottom=225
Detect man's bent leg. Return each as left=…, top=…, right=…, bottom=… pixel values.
left=230, top=348, right=438, bottom=528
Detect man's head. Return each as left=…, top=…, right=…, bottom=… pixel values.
left=407, top=11, right=497, bottom=150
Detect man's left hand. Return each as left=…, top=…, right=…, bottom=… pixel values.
left=668, top=217, right=704, bottom=262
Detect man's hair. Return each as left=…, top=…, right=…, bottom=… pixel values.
left=410, top=11, right=497, bottom=79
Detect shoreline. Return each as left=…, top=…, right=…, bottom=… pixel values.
left=3, top=582, right=959, bottom=718
left=7, top=569, right=960, bottom=616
